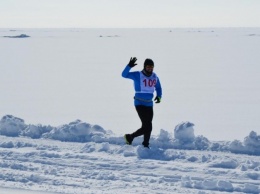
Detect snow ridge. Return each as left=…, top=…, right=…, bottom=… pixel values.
left=1, top=115, right=260, bottom=156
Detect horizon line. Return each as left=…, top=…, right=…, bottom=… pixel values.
left=1, top=26, right=260, bottom=29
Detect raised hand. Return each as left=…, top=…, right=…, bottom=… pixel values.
left=128, top=57, right=137, bottom=68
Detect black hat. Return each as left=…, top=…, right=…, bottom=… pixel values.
left=144, top=59, right=154, bottom=67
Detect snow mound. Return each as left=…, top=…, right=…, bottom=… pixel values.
left=81, top=142, right=110, bottom=153
left=229, top=131, right=260, bottom=155
left=22, top=124, right=53, bottom=139
left=174, top=121, right=195, bottom=142
left=0, top=115, right=107, bottom=143
left=0, top=115, right=26, bottom=136
left=136, top=146, right=165, bottom=160
left=171, top=122, right=210, bottom=150
left=208, top=159, right=239, bottom=169
left=1, top=115, right=260, bottom=156
left=43, top=120, right=106, bottom=142
left=181, top=176, right=234, bottom=192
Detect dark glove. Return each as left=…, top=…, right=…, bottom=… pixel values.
left=128, top=57, right=137, bottom=68
left=154, top=96, right=161, bottom=103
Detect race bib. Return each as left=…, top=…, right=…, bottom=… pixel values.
left=138, top=72, right=157, bottom=93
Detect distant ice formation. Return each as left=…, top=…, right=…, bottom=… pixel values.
left=3, top=34, right=30, bottom=38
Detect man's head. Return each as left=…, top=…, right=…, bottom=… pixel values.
left=143, top=58, right=154, bottom=76
left=144, top=59, right=154, bottom=67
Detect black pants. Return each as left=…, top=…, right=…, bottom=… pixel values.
left=131, top=105, right=153, bottom=147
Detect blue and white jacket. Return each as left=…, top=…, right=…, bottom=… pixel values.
left=122, top=65, right=162, bottom=106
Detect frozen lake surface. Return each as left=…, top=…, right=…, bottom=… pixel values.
left=0, top=28, right=260, bottom=141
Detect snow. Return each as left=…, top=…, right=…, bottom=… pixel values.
left=0, top=28, right=260, bottom=193
left=1, top=115, right=260, bottom=193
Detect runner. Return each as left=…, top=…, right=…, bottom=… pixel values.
left=122, top=57, right=162, bottom=148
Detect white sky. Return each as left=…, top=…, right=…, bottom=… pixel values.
left=0, top=0, right=260, bottom=28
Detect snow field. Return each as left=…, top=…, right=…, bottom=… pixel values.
left=0, top=115, right=260, bottom=193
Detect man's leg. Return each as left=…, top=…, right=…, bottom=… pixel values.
left=131, top=105, right=146, bottom=137
left=142, top=106, right=153, bottom=147
left=132, top=105, right=153, bottom=147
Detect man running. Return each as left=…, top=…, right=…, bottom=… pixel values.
left=122, top=57, right=162, bottom=148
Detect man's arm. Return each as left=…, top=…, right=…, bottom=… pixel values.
left=122, top=57, right=138, bottom=79
left=154, top=77, right=162, bottom=103
left=122, top=65, right=132, bottom=78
